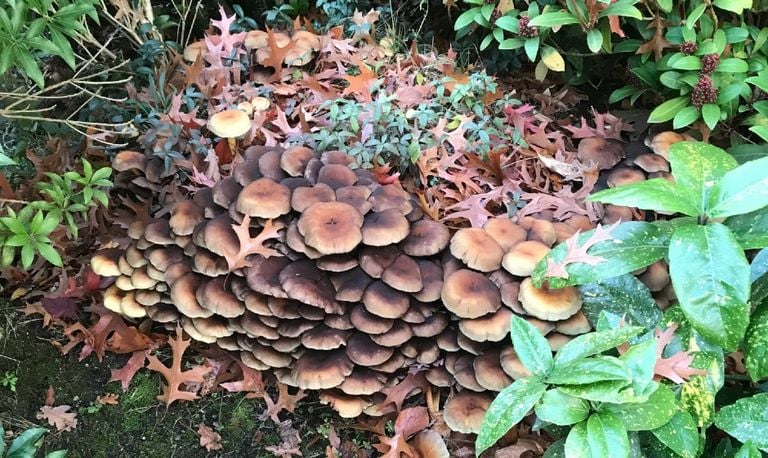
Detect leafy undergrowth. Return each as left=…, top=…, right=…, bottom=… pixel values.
left=0, top=303, right=372, bottom=457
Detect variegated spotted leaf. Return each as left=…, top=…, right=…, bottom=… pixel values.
left=667, top=142, right=738, bottom=215
left=533, top=222, right=669, bottom=289
left=708, top=155, right=768, bottom=218
left=669, top=223, right=751, bottom=350
left=555, top=325, right=643, bottom=366
left=744, top=302, right=768, bottom=381
left=579, top=274, right=662, bottom=331
left=546, top=356, right=630, bottom=385
left=567, top=412, right=630, bottom=458
left=714, top=393, right=768, bottom=452
left=651, top=410, right=700, bottom=458
left=587, top=179, right=701, bottom=216
left=618, top=336, right=658, bottom=399
left=604, top=384, right=677, bottom=431
left=510, top=315, right=553, bottom=376
left=725, top=206, right=768, bottom=249
left=535, top=389, right=590, bottom=426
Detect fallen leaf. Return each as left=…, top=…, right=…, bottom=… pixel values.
left=110, top=350, right=148, bottom=390
left=654, top=323, right=707, bottom=384
left=198, top=423, right=223, bottom=451
left=45, top=386, right=56, bottom=406
left=146, top=326, right=211, bottom=406
left=260, top=382, right=308, bottom=423
left=227, top=216, right=283, bottom=270
left=96, top=393, right=120, bottom=405
left=544, top=222, right=619, bottom=279
left=37, top=405, right=78, bottom=432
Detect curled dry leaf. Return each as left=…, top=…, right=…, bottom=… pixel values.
left=96, top=393, right=120, bottom=405
left=198, top=423, right=223, bottom=451
left=37, top=405, right=78, bottom=432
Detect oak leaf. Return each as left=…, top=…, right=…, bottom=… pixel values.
left=227, top=216, right=283, bottom=270
left=198, top=423, right=223, bottom=451
left=375, top=407, right=430, bottom=457
left=96, top=393, right=120, bottom=405
left=220, top=360, right=265, bottom=397
left=110, top=350, right=147, bottom=390
left=146, top=326, right=211, bottom=406
left=260, top=382, right=308, bottom=423
left=544, top=222, right=618, bottom=279
left=378, top=369, right=429, bottom=412
left=37, top=405, right=78, bottom=432
left=263, top=28, right=296, bottom=80
left=342, top=56, right=378, bottom=102
left=654, top=324, right=707, bottom=384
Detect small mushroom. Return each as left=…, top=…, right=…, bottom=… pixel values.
left=577, top=137, right=624, bottom=170
left=502, top=241, right=551, bottom=277
left=607, top=167, right=646, bottom=188
left=450, top=228, right=505, bottom=272
left=208, top=109, right=252, bottom=157
left=441, top=269, right=501, bottom=319
left=518, top=277, right=582, bottom=321
left=298, top=202, right=363, bottom=255
left=442, top=391, right=493, bottom=434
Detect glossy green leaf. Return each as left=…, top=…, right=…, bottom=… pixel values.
left=651, top=411, right=700, bottom=458
left=579, top=275, right=662, bottom=331
left=547, top=356, right=630, bottom=385
left=36, top=243, right=62, bottom=267
left=750, top=126, right=768, bottom=143
left=649, top=97, right=691, bottom=123
left=16, top=48, right=45, bottom=89
left=6, top=427, right=47, bottom=458
left=511, top=315, right=553, bottom=376
left=588, top=179, right=700, bottom=216
left=668, top=141, right=738, bottom=214
left=609, top=86, right=638, bottom=103
left=475, top=378, right=547, bottom=454
left=701, top=104, right=721, bottom=130
left=745, top=302, right=768, bottom=381
left=708, top=155, right=768, bottom=218
left=717, top=58, right=749, bottom=73
left=495, top=15, right=518, bottom=32
left=725, top=206, right=768, bottom=249
left=587, top=28, right=603, bottom=53
left=585, top=412, right=630, bottom=458
left=752, top=249, right=768, bottom=282
left=557, top=380, right=632, bottom=402
left=528, top=11, right=580, bottom=27
left=599, top=0, right=641, bottom=18
left=713, top=0, right=752, bottom=14
left=454, top=7, right=480, bottom=29
left=714, top=393, right=768, bottom=451
left=535, top=389, right=590, bottom=426
left=670, top=55, right=702, bottom=71
left=532, top=222, right=670, bottom=288
left=565, top=421, right=590, bottom=457
left=669, top=223, right=751, bottom=350
left=618, top=336, right=658, bottom=398
left=0, top=150, right=15, bottom=167
left=686, top=3, right=707, bottom=27
left=499, top=37, right=525, bottom=50
left=555, top=325, right=643, bottom=366
left=735, top=441, right=763, bottom=458
left=525, top=35, right=540, bottom=61
left=605, top=384, right=677, bottom=431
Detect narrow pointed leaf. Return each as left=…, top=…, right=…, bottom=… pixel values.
left=588, top=179, right=700, bottom=216
left=744, top=302, right=768, bottom=381
left=579, top=275, right=661, bottom=330
left=651, top=411, right=700, bottom=458
left=510, top=315, right=553, bottom=376
left=546, top=356, right=630, bottom=385
left=708, top=155, right=768, bottom=218
left=555, top=325, right=643, bottom=366
left=667, top=141, right=738, bottom=214
left=725, top=207, right=768, bottom=249
left=586, top=412, right=630, bottom=458
left=535, top=389, right=590, bottom=426
left=604, top=384, right=677, bottom=431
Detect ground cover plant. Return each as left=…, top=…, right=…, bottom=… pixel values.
left=0, top=1, right=767, bottom=457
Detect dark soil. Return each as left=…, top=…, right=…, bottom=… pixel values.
left=0, top=300, right=372, bottom=457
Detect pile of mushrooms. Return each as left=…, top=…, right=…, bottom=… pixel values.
left=183, top=29, right=322, bottom=67
left=95, top=134, right=679, bottom=433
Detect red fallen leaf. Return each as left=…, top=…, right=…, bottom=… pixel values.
left=110, top=350, right=148, bottom=390
left=342, top=56, right=378, bottom=102
left=654, top=323, right=707, bottom=384
left=146, top=326, right=211, bottom=406
left=214, top=139, right=233, bottom=165
left=41, top=297, right=79, bottom=320
left=226, top=216, right=283, bottom=270
left=21, top=302, right=58, bottom=328
left=374, top=407, right=429, bottom=457
left=220, top=360, right=265, bottom=397
left=378, top=369, right=429, bottom=412
left=45, top=386, right=56, bottom=406
left=544, top=222, right=619, bottom=279
left=96, top=393, right=119, bottom=405
left=198, top=423, right=223, bottom=451
left=372, top=162, right=400, bottom=185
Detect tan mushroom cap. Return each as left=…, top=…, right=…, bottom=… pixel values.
left=125, top=246, right=147, bottom=269
left=244, top=30, right=268, bottom=49
left=316, top=254, right=358, bottom=273
left=527, top=218, right=557, bottom=247
left=411, top=430, right=449, bottom=458
left=362, top=280, right=409, bottom=319
left=196, top=277, right=246, bottom=318
left=639, top=260, right=670, bottom=292
left=91, top=249, right=122, bottom=277
left=518, top=277, right=582, bottom=321
left=500, top=347, right=533, bottom=379
left=171, top=272, right=214, bottom=318
left=556, top=310, right=592, bottom=335
left=345, top=333, right=394, bottom=366
left=280, top=146, right=315, bottom=177
left=292, top=30, right=321, bottom=51
left=208, top=109, right=252, bottom=139
left=425, top=366, right=454, bottom=387
left=332, top=267, right=373, bottom=302
left=607, top=167, right=646, bottom=188
left=482, top=217, right=527, bottom=251
left=212, top=177, right=243, bottom=209
left=474, top=350, right=513, bottom=391
left=413, top=260, right=443, bottom=302
left=634, top=153, right=670, bottom=173
left=298, top=201, right=363, bottom=255
left=319, top=391, right=371, bottom=418
left=236, top=178, right=292, bottom=219
left=336, top=186, right=373, bottom=214
left=369, top=320, right=413, bottom=346
left=381, top=254, right=423, bottom=293
left=169, top=201, right=204, bottom=236
left=359, top=245, right=400, bottom=278
left=183, top=39, right=207, bottom=62
left=603, top=204, right=634, bottom=224
left=452, top=354, right=485, bottom=391
left=291, top=183, right=336, bottom=213
left=192, top=316, right=233, bottom=339
left=279, top=260, right=342, bottom=314
left=577, top=136, right=624, bottom=170
left=339, top=368, right=385, bottom=395
left=317, top=164, right=357, bottom=190
left=349, top=305, right=394, bottom=335
left=547, top=332, right=573, bottom=351
left=182, top=318, right=217, bottom=343
left=450, top=228, right=505, bottom=272
left=361, top=208, right=410, bottom=246
left=502, top=241, right=551, bottom=277
left=292, top=350, right=354, bottom=390
left=443, top=391, right=493, bottom=434
left=645, top=131, right=693, bottom=159
left=401, top=220, right=451, bottom=257
left=458, top=307, right=513, bottom=342
left=441, top=269, right=501, bottom=319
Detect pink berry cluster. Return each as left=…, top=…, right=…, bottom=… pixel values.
left=518, top=16, right=538, bottom=38
left=691, top=76, right=718, bottom=108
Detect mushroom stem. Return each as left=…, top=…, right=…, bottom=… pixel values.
left=228, top=137, right=238, bottom=158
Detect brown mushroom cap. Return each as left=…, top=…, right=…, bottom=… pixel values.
left=441, top=269, right=501, bottom=319
left=316, top=254, right=358, bottom=273
left=645, top=131, right=693, bottom=160
left=339, top=368, right=385, bottom=395
left=194, top=215, right=239, bottom=259
left=332, top=267, right=373, bottom=302
left=280, top=146, right=315, bottom=176
left=425, top=367, right=454, bottom=387
left=634, top=153, right=670, bottom=173
left=336, top=186, right=373, bottom=214
left=362, top=280, right=409, bottom=319
left=91, top=249, right=122, bottom=277
left=292, top=351, right=354, bottom=390
left=298, top=202, right=363, bottom=255
left=502, top=241, right=551, bottom=277
left=369, top=184, right=412, bottom=214
left=361, top=208, right=410, bottom=246
left=381, top=254, right=423, bottom=293
left=144, top=220, right=174, bottom=245
left=577, top=137, right=624, bottom=170
left=208, top=109, right=251, bottom=139
left=183, top=40, right=207, bottom=62
left=193, top=277, right=244, bottom=318
left=639, top=260, right=670, bottom=292
left=245, top=256, right=291, bottom=298
left=359, top=245, right=400, bottom=278
left=474, top=350, right=514, bottom=391
left=482, top=218, right=528, bottom=251
left=401, top=220, right=451, bottom=257
left=500, top=347, right=533, bottom=379
left=350, top=305, right=394, bottom=335
left=602, top=204, right=634, bottom=224
left=171, top=273, right=214, bottom=318
left=518, top=277, right=582, bottom=321
left=555, top=310, right=592, bottom=335
left=236, top=178, right=292, bottom=219
left=547, top=332, right=573, bottom=351
left=291, top=183, right=336, bottom=213
left=411, top=313, right=449, bottom=338
left=607, top=167, right=646, bottom=188
left=527, top=219, right=557, bottom=247
left=411, top=431, right=449, bottom=458
left=279, top=260, right=342, bottom=314
left=413, top=260, right=443, bottom=302
left=301, top=325, right=349, bottom=350
left=319, top=391, right=371, bottom=418
left=369, top=320, right=413, bottom=346
left=346, top=333, right=394, bottom=366
left=318, top=164, right=358, bottom=190
left=450, top=228, right=505, bottom=272
left=169, top=201, right=204, bottom=236
left=443, top=391, right=493, bottom=434
left=458, top=307, right=513, bottom=342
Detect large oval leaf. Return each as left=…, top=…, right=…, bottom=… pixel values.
left=588, top=179, right=700, bottom=216
left=555, top=325, right=643, bottom=366
left=475, top=378, right=547, bottom=454
left=648, top=97, right=690, bottom=123
left=669, top=223, right=751, bottom=350
left=535, top=389, right=590, bottom=426
left=708, top=155, right=768, bottom=218
left=579, top=275, right=662, bottom=331
left=604, top=384, right=677, bottom=431
left=651, top=411, right=700, bottom=458
left=532, top=222, right=670, bottom=289
left=668, top=142, right=738, bottom=215
left=586, top=412, right=630, bottom=458
left=546, top=356, right=630, bottom=385
left=744, top=302, right=768, bottom=381
left=725, top=206, right=768, bottom=249
left=714, top=393, right=768, bottom=452
left=511, top=315, right=553, bottom=376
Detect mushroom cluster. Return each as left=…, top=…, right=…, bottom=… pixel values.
left=183, top=29, right=322, bottom=68
left=94, top=145, right=597, bottom=431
